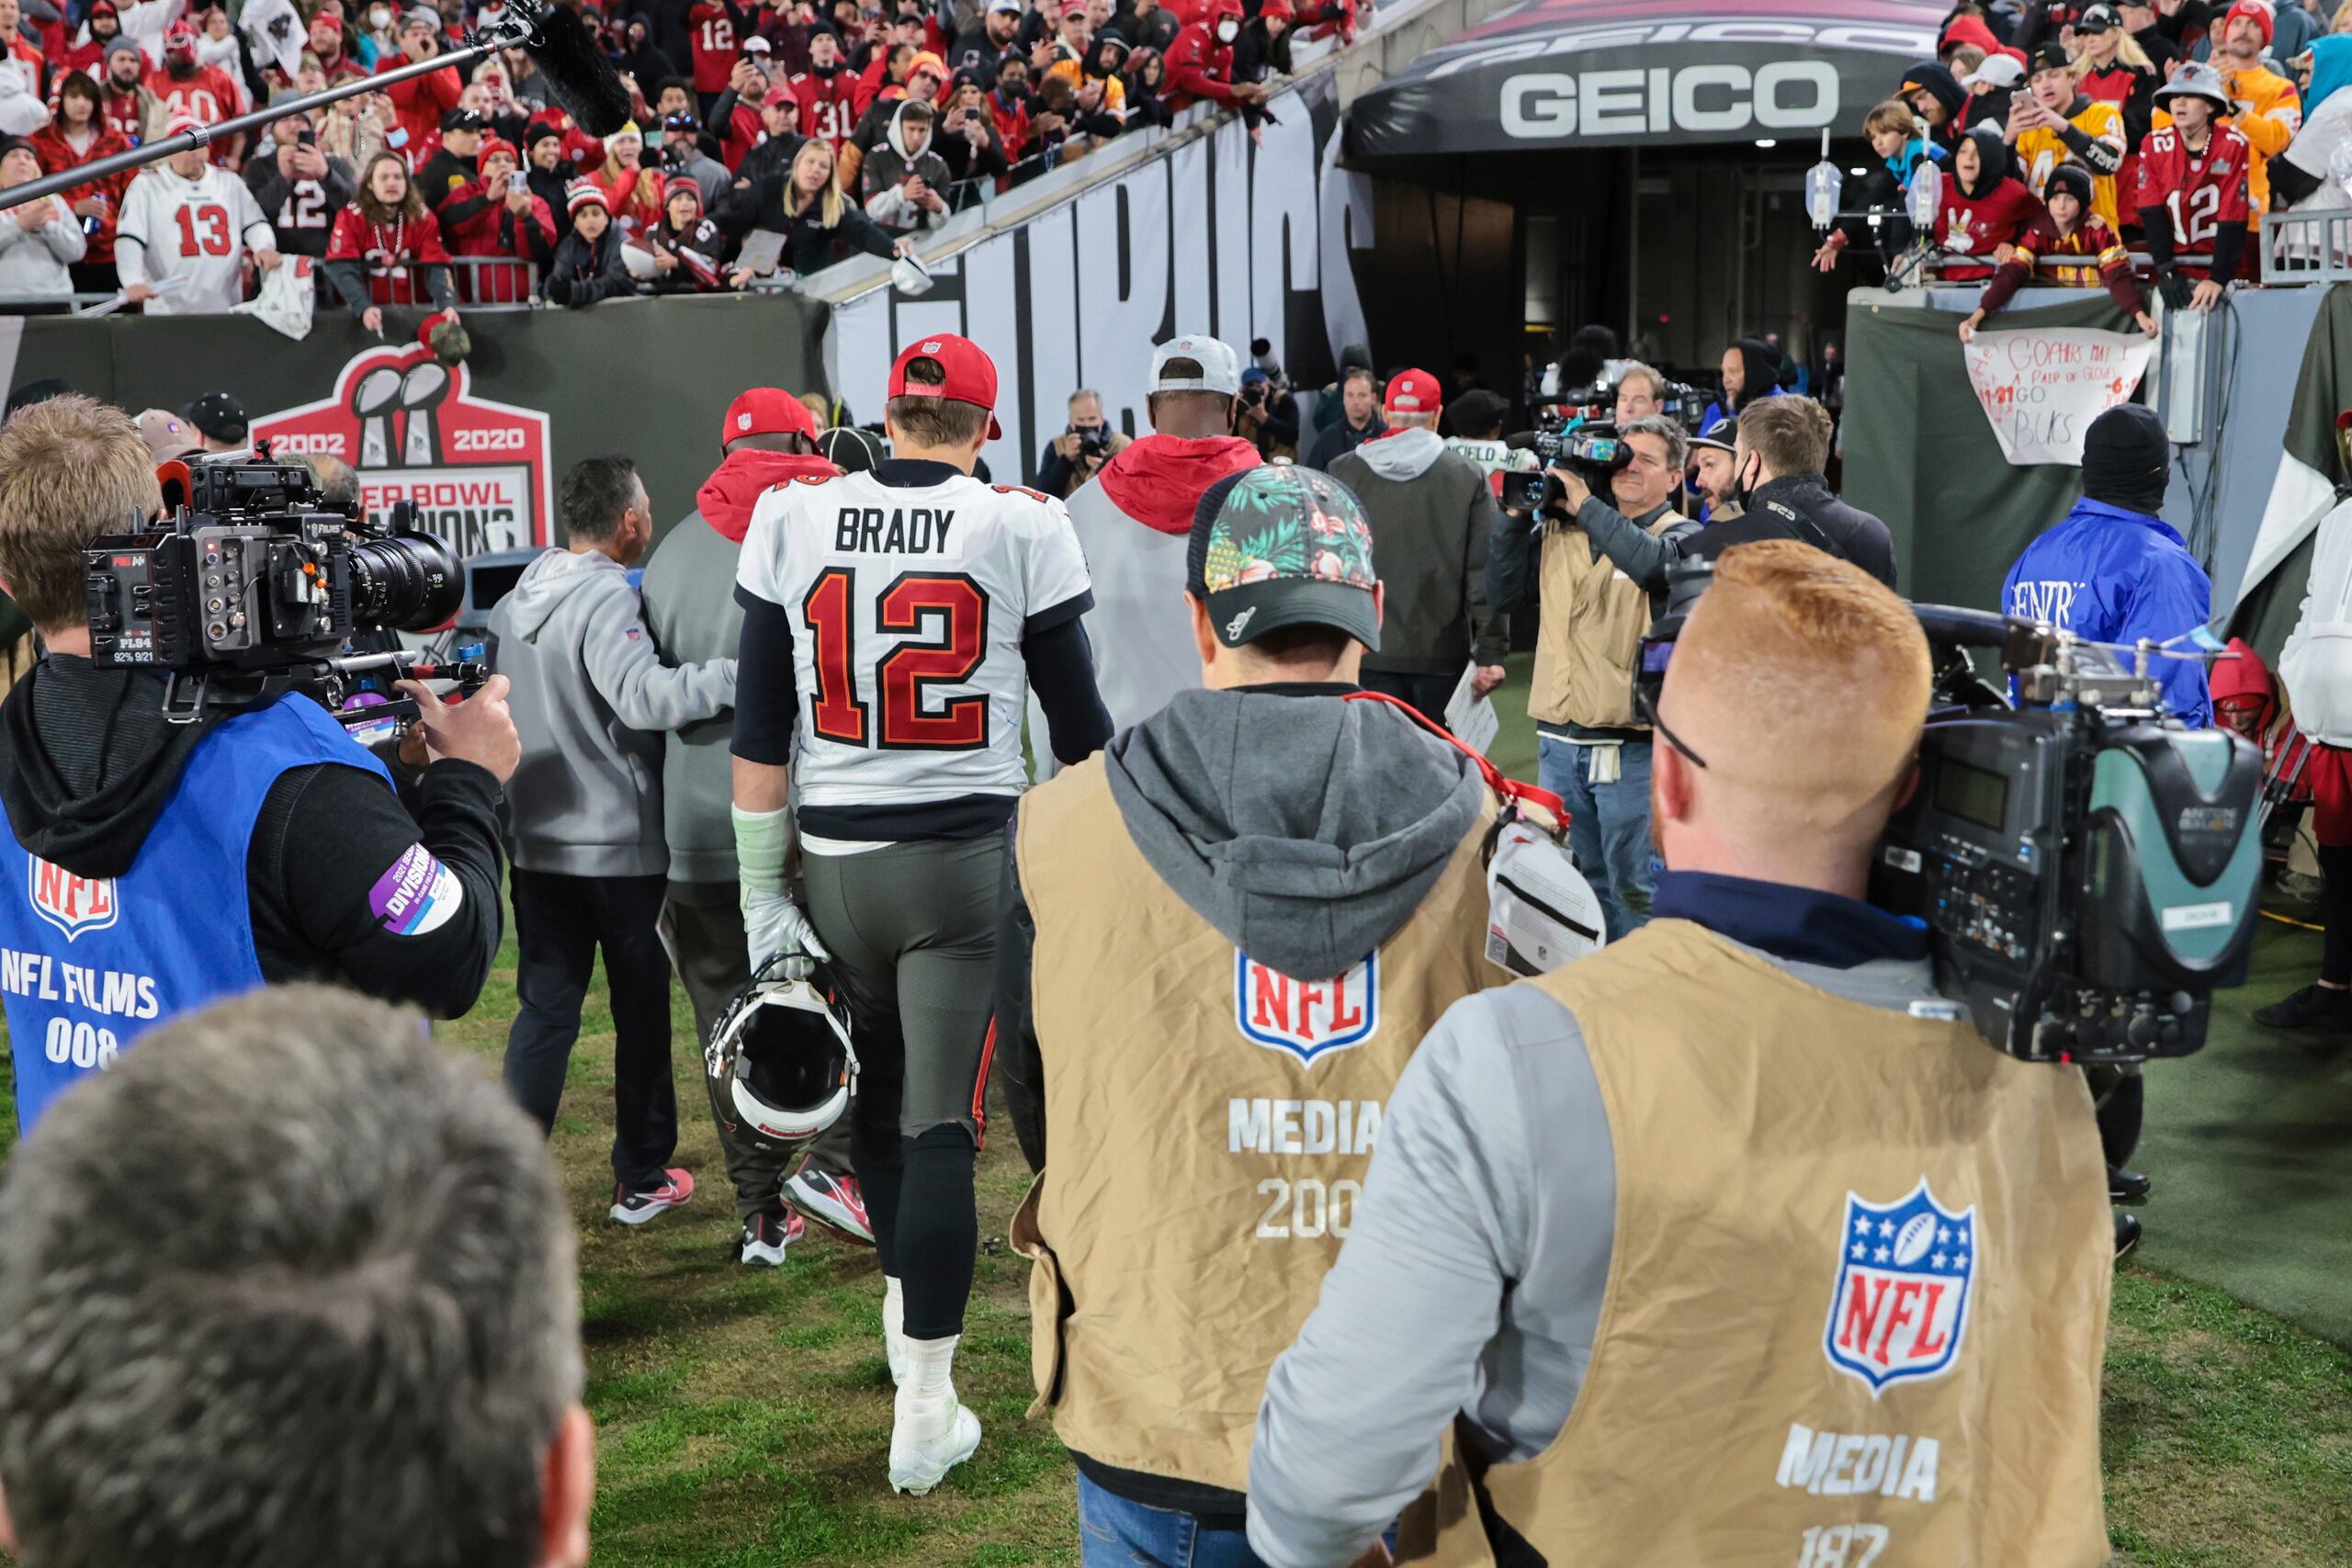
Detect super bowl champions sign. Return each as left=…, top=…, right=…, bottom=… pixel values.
left=252, top=346, right=554, bottom=556
left=827, top=72, right=1369, bottom=488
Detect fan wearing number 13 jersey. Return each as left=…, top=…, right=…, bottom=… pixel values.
left=731, top=333, right=1112, bottom=1497
left=115, top=120, right=281, bottom=315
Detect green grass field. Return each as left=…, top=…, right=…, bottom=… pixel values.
left=8, top=954, right=2350, bottom=1566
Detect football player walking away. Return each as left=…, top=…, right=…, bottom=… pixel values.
left=729, top=334, right=1113, bottom=1495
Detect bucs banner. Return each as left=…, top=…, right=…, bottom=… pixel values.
left=1344, top=0, right=1941, bottom=158
left=0, top=293, right=826, bottom=553
left=253, top=347, right=554, bottom=558
left=1961, top=326, right=2154, bottom=467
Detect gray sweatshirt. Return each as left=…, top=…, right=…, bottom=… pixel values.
left=488, top=547, right=736, bottom=876
left=1246, top=907, right=1951, bottom=1568
left=638, top=512, right=744, bottom=886
left=0, top=194, right=85, bottom=300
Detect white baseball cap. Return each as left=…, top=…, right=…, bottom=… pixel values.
left=1150, top=333, right=1242, bottom=396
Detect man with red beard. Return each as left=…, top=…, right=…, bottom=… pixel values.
left=144, top=21, right=243, bottom=165
left=637, top=389, right=874, bottom=1267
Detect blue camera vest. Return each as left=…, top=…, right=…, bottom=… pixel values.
left=0, top=693, right=393, bottom=1134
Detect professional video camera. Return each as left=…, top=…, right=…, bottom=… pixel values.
left=1637, top=560, right=2262, bottom=1066
left=1548, top=373, right=1713, bottom=435
left=1511, top=414, right=1631, bottom=513
left=83, top=451, right=481, bottom=735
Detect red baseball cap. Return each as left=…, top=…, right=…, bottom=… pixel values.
left=720, top=387, right=820, bottom=449
left=1385, top=367, right=1442, bottom=416
left=888, top=333, right=1002, bottom=441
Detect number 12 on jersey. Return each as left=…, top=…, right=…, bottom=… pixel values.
left=802, top=567, right=993, bottom=750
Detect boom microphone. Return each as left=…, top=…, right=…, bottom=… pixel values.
left=0, top=0, right=631, bottom=211
left=525, top=3, right=633, bottom=139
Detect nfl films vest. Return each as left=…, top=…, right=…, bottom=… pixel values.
left=0, top=693, right=393, bottom=1134
left=1528, top=510, right=1682, bottom=732
left=1011, top=754, right=1502, bottom=1493
left=1464, top=919, right=2112, bottom=1567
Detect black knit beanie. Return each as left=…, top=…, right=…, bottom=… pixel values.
left=2081, top=403, right=2169, bottom=515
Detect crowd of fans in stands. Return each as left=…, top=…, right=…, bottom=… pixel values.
left=0, top=0, right=1351, bottom=310
left=1815, top=1, right=2349, bottom=331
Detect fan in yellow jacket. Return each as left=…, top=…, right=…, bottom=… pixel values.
left=2210, top=0, right=2304, bottom=225
left=2011, top=43, right=2130, bottom=231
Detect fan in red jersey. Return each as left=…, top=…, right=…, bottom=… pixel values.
left=1959, top=161, right=2155, bottom=342
left=1937, top=122, right=2041, bottom=282
left=2133, top=62, right=2253, bottom=311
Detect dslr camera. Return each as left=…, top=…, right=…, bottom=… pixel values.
left=1639, top=561, right=2260, bottom=1066
left=1513, top=414, right=1631, bottom=513
left=85, top=453, right=478, bottom=728
left=1073, top=422, right=1110, bottom=459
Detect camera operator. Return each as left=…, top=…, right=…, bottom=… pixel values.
left=0, top=396, right=516, bottom=1134
left=1489, top=412, right=1697, bottom=940
left=1611, top=362, right=1668, bottom=424
left=1236, top=366, right=1298, bottom=458
left=1036, top=388, right=1130, bottom=500
left=1249, top=541, right=2115, bottom=1568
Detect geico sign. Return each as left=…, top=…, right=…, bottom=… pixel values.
left=1500, top=62, right=1838, bottom=140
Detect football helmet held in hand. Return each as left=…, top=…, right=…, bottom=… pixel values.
left=705, top=952, right=858, bottom=1157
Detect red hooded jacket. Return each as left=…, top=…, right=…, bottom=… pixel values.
left=1092, top=433, right=1261, bottom=535
left=696, top=448, right=842, bottom=543
left=1162, top=0, right=1246, bottom=113
left=28, top=121, right=131, bottom=263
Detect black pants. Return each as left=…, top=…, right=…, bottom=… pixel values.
left=504, top=868, right=678, bottom=1191
left=664, top=880, right=856, bottom=1220
left=1360, top=668, right=1458, bottom=722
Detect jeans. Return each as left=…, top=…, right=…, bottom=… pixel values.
left=1538, top=734, right=1656, bottom=942
left=1078, top=1476, right=1264, bottom=1568
left=1077, top=1475, right=1397, bottom=1568
left=503, top=868, right=677, bottom=1192
left=1359, top=667, right=1459, bottom=722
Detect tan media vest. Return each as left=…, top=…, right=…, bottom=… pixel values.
left=1457, top=919, right=2113, bottom=1566
left=1012, top=753, right=1502, bottom=1495
left=1528, top=511, right=1683, bottom=731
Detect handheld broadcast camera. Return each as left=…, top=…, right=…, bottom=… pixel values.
left=1514, top=415, right=1631, bottom=513
left=1639, top=560, right=2261, bottom=1067
left=1550, top=373, right=1713, bottom=435
left=84, top=452, right=481, bottom=731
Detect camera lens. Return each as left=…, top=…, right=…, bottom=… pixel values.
left=346, top=534, right=463, bottom=631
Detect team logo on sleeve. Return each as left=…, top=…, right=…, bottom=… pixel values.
left=1234, top=951, right=1378, bottom=1065
left=1825, top=1180, right=1978, bottom=1395
left=28, top=858, right=119, bottom=942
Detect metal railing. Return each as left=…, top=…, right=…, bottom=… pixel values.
left=2259, top=209, right=2352, bottom=286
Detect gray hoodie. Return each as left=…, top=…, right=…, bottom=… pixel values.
left=1102, top=685, right=1487, bottom=979
left=489, top=547, right=737, bottom=876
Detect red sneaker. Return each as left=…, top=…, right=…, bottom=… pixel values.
left=610, top=1168, right=695, bottom=1225
left=784, top=1164, right=875, bottom=1246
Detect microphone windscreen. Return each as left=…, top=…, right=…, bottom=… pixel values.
left=1503, top=430, right=1541, bottom=451
left=526, top=5, right=632, bottom=138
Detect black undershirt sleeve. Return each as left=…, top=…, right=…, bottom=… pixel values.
left=246, top=758, right=506, bottom=1019
left=1022, top=615, right=1113, bottom=766
left=2211, top=221, right=2246, bottom=286
left=731, top=585, right=800, bottom=766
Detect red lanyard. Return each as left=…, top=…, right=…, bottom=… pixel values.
left=1341, top=688, right=1570, bottom=827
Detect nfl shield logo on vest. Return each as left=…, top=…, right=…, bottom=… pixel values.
left=1233, top=951, right=1379, bottom=1065
left=1823, top=1179, right=1978, bottom=1396
left=28, top=856, right=119, bottom=942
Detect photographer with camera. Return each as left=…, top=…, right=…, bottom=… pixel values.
left=1249, top=541, right=2115, bottom=1568
left=1036, top=388, right=1130, bottom=500
left=1236, top=366, right=1298, bottom=458
left=1489, top=412, right=1696, bottom=939
left=0, top=396, right=515, bottom=1135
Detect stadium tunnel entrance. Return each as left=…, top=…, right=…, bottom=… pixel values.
left=1336, top=0, right=1943, bottom=410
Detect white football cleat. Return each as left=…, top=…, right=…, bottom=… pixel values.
left=888, top=1392, right=981, bottom=1496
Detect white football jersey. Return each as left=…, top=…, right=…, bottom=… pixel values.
left=116, top=163, right=276, bottom=315
left=736, top=468, right=1092, bottom=812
